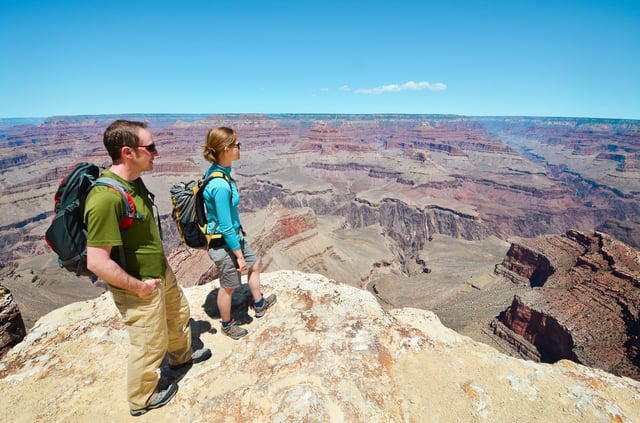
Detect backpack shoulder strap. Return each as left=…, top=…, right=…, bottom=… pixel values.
left=200, top=171, right=233, bottom=204
left=88, top=176, right=137, bottom=271
left=207, top=171, right=233, bottom=204
left=199, top=174, right=216, bottom=190
left=205, top=171, right=245, bottom=236
left=94, top=177, right=144, bottom=220
left=198, top=171, right=235, bottom=233
left=135, top=177, right=163, bottom=240
left=136, top=176, right=157, bottom=206
left=201, top=170, right=231, bottom=184
left=209, top=170, right=229, bottom=180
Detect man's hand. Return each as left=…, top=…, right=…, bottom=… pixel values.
left=87, top=246, right=163, bottom=296
left=137, top=278, right=162, bottom=297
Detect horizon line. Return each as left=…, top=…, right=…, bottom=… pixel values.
left=1, top=113, right=639, bottom=123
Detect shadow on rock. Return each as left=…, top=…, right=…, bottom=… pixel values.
left=158, top=317, right=214, bottom=388
left=203, top=284, right=254, bottom=325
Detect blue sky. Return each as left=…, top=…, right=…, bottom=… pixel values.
left=1, top=0, right=639, bottom=119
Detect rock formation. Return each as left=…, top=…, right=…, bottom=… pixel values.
left=292, top=123, right=376, bottom=154
left=493, top=230, right=640, bottom=381
left=0, top=285, right=26, bottom=358
left=1, top=270, right=639, bottom=422
left=251, top=198, right=319, bottom=256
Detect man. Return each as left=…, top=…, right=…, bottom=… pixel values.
left=85, top=120, right=211, bottom=416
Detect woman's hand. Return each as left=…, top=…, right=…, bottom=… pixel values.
left=236, top=256, right=247, bottom=272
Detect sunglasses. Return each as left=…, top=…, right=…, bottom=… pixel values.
left=230, top=143, right=241, bottom=149
left=135, top=143, right=157, bottom=153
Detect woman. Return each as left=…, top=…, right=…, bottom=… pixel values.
left=202, top=127, right=276, bottom=340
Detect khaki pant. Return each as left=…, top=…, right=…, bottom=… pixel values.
left=110, top=265, right=192, bottom=410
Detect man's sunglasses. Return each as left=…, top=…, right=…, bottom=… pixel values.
left=129, top=143, right=157, bottom=153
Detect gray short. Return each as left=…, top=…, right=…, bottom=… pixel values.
left=208, top=240, right=258, bottom=289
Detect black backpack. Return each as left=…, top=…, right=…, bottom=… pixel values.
left=170, top=171, right=232, bottom=249
left=44, top=163, right=143, bottom=278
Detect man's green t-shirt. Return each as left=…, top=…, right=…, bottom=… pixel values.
left=83, top=169, right=165, bottom=281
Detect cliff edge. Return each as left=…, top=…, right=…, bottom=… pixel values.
left=1, top=270, right=639, bottom=422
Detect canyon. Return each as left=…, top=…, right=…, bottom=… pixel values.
left=1, top=114, right=639, bottom=384
left=492, top=230, right=640, bottom=380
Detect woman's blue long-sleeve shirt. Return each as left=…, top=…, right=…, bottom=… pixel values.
left=202, top=163, right=242, bottom=250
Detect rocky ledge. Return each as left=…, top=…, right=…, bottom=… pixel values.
left=1, top=270, right=639, bottom=422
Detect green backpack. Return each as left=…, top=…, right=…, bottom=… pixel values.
left=44, top=163, right=144, bottom=278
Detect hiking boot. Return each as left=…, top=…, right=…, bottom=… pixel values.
left=253, top=294, right=277, bottom=318
left=130, top=383, right=178, bottom=416
left=169, top=348, right=212, bottom=371
left=221, top=320, right=248, bottom=340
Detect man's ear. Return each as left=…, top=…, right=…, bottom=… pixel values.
left=121, top=145, right=135, bottom=159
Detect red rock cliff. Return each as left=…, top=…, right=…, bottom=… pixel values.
left=494, top=230, right=640, bottom=381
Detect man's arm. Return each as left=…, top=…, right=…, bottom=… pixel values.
left=86, top=246, right=160, bottom=297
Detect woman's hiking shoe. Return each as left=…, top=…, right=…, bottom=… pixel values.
left=130, top=382, right=178, bottom=416
left=221, top=320, right=248, bottom=340
left=253, top=294, right=277, bottom=318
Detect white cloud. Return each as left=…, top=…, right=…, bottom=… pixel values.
left=339, top=85, right=352, bottom=91
left=354, top=81, right=447, bottom=94
left=319, top=87, right=329, bottom=92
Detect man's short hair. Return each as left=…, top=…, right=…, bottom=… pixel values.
left=103, top=120, right=148, bottom=160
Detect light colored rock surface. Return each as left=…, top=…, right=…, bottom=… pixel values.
left=1, top=270, right=639, bottom=422
left=0, top=285, right=26, bottom=357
